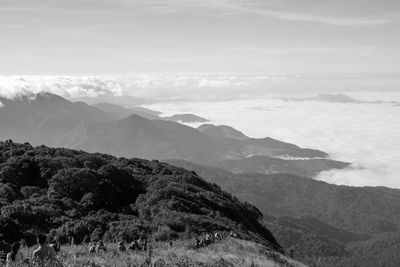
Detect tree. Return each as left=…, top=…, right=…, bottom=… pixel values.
left=48, top=168, right=100, bottom=201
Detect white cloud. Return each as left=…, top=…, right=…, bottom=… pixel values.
left=256, top=10, right=391, bottom=26
left=0, top=74, right=275, bottom=101
left=145, top=95, right=400, bottom=188
left=121, top=0, right=394, bottom=26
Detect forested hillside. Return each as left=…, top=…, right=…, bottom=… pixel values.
left=168, top=159, right=400, bottom=235
left=167, top=159, right=400, bottom=266
left=0, top=141, right=282, bottom=253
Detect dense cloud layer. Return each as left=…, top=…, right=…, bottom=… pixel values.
left=146, top=95, right=400, bottom=188
left=0, top=74, right=275, bottom=101
left=1, top=74, right=398, bottom=103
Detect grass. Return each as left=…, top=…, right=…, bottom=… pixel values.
left=2, top=238, right=306, bottom=267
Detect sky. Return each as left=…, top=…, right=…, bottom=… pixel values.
left=1, top=0, right=400, bottom=75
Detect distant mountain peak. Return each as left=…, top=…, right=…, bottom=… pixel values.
left=280, top=93, right=361, bottom=103
left=36, top=90, right=58, bottom=97
left=162, top=113, right=209, bottom=123
left=311, top=93, right=359, bottom=103
left=119, top=113, right=149, bottom=123
left=30, top=91, right=70, bottom=103
left=197, top=124, right=249, bottom=140
left=93, top=102, right=161, bottom=120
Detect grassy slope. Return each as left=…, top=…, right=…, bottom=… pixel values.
left=8, top=238, right=305, bottom=267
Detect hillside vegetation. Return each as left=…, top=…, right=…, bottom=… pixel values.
left=168, top=160, right=400, bottom=235
left=1, top=238, right=305, bottom=267
left=166, top=160, right=400, bottom=266
left=0, top=141, right=282, bottom=253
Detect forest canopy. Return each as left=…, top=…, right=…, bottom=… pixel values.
left=0, top=140, right=282, bottom=253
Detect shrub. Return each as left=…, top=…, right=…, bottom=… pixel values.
left=154, top=226, right=178, bottom=241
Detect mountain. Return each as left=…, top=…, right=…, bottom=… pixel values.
left=264, top=215, right=353, bottom=259
left=93, top=103, right=161, bottom=120
left=165, top=160, right=400, bottom=266
left=165, top=160, right=400, bottom=235
left=197, top=124, right=249, bottom=140
left=281, top=93, right=399, bottom=106
left=197, top=124, right=327, bottom=160
left=212, top=155, right=349, bottom=177
left=0, top=141, right=283, bottom=253
left=284, top=215, right=367, bottom=244
left=56, top=113, right=339, bottom=178
left=73, top=94, right=157, bottom=107
left=163, top=113, right=209, bottom=123
left=56, top=115, right=223, bottom=163
left=341, top=232, right=400, bottom=267
left=0, top=92, right=113, bottom=146
left=212, top=136, right=328, bottom=160
left=281, top=93, right=361, bottom=103
left=93, top=104, right=207, bottom=123
left=308, top=93, right=360, bottom=103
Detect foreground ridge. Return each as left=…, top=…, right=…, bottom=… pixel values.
left=0, top=140, right=284, bottom=263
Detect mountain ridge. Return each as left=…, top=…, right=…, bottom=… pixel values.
left=166, top=159, right=400, bottom=235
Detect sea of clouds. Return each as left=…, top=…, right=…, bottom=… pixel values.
left=1, top=74, right=399, bottom=188
left=146, top=97, right=400, bottom=188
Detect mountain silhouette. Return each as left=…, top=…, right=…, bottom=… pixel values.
left=211, top=155, right=349, bottom=177
left=197, top=124, right=249, bottom=140
left=281, top=93, right=360, bottom=103
left=93, top=102, right=161, bottom=120
left=0, top=92, right=113, bottom=145
left=56, top=114, right=222, bottom=163
left=0, top=92, right=348, bottom=178
left=163, top=113, right=209, bottom=123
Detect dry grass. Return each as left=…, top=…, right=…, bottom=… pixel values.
left=6, top=238, right=306, bottom=267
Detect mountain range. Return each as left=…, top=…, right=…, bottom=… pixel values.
left=281, top=93, right=362, bottom=103
left=0, top=92, right=348, bottom=179
left=0, top=92, right=113, bottom=146
left=281, top=93, right=399, bottom=105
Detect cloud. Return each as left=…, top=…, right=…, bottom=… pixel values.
left=144, top=95, right=400, bottom=188
left=1, top=73, right=398, bottom=102
left=0, top=100, right=3, bottom=107
left=0, top=74, right=274, bottom=100
left=117, top=0, right=394, bottom=26
left=259, top=10, right=391, bottom=26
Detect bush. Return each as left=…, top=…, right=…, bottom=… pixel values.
left=154, top=226, right=178, bottom=241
